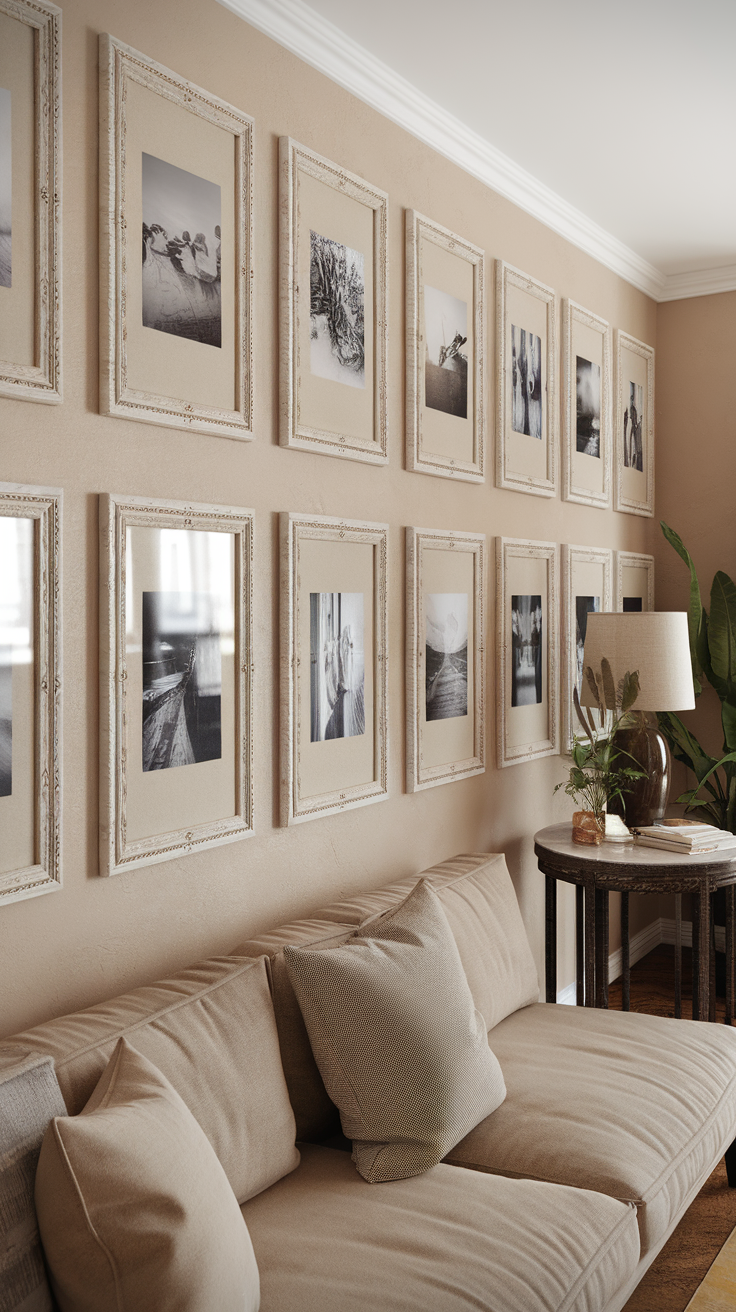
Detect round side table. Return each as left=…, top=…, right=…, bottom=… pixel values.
left=534, top=823, right=736, bottom=1022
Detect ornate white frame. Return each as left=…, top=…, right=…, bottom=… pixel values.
left=280, top=511, right=389, bottom=824
left=279, top=136, right=388, bottom=464
left=614, top=330, right=655, bottom=516
left=0, top=0, right=62, bottom=404
left=561, top=543, right=614, bottom=753
left=495, top=260, right=557, bottom=497
left=99, top=493, right=254, bottom=876
left=99, top=35, right=254, bottom=439
left=496, top=536, right=559, bottom=767
left=561, top=299, right=612, bottom=508
left=406, top=527, right=485, bottom=791
left=405, top=211, right=485, bottom=482
left=0, top=483, right=61, bottom=905
left=614, top=550, right=655, bottom=612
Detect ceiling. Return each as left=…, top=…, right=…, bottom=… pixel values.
left=218, top=0, right=736, bottom=301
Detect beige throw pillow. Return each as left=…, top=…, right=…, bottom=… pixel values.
left=34, top=1038, right=260, bottom=1312
left=284, top=879, right=506, bottom=1183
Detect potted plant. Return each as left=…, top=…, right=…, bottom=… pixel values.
left=556, top=660, right=647, bottom=844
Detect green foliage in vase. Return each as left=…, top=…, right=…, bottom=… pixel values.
left=658, top=522, right=736, bottom=831
left=555, top=660, right=646, bottom=817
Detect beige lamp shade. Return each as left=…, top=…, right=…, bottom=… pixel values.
left=580, top=612, right=695, bottom=712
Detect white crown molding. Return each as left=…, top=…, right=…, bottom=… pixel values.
left=217, top=0, right=732, bottom=304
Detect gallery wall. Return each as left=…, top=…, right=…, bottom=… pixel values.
left=0, top=0, right=658, bottom=1038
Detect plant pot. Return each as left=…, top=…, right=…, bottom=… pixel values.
left=572, top=811, right=605, bottom=845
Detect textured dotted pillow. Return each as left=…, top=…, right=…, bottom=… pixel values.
left=284, top=878, right=506, bottom=1183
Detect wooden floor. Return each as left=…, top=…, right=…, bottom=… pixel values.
left=609, top=944, right=736, bottom=1311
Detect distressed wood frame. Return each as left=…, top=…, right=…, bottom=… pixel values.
left=614, top=329, right=655, bottom=516
left=280, top=511, right=389, bottom=824
left=496, top=536, right=559, bottom=767
left=405, top=210, right=485, bottom=482
left=279, top=136, right=388, bottom=464
left=99, top=493, right=254, bottom=876
left=0, top=0, right=62, bottom=404
left=496, top=260, right=557, bottom=497
left=561, top=299, right=612, bottom=508
left=614, top=550, right=655, bottom=612
left=0, top=483, right=61, bottom=905
left=406, top=526, right=485, bottom=791
left=561, top=543, right=614, bottom=752
left=99, top=34, right=254, bottom=438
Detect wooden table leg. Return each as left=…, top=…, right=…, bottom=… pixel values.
left=584, top=881, right=596, bottom=1008
left=726, top=885, right=735, bottom=1026
left=595, top=888, right=609, bottom=1008
left=545, top=876, right=557, bottom=1003
left=576, top=885, right=584, bottom=1007
left=709, top=910, right=717, bottom=1023
left=694, top=882, right=711, bottom=1022
left=621, top=891, right=630, bottom=1012
left=674, top=894, right=682, bottom=1020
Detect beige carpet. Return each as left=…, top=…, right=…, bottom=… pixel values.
left=684, top=1225, right=736, bottom=1311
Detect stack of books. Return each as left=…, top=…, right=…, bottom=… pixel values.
left=632, top=820, right=736, bottom=855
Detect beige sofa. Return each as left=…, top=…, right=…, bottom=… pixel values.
left=3, top=851, right=736, bottom=1311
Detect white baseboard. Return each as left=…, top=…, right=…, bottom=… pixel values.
left=555, top=917, right=726, bottom=1003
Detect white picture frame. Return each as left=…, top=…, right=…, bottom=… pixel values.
left=280, top=137, right=388, bottom=464
left=406, top=527, right=486, bottom=791
left=614, top=330, right=655, bottom=517
left=281, top=511, right=389, bottom=824
left=0, top=0, right=62, bottom=404
left=496, top=260, right=557, bottom=497
left=615, top=550, right=655, bottom=612
left=497, top=536, right=559, bottom=767
left=561, top=299, right=612, bottom=508
left=0, top=482, right=62, bottom=905
left=99, top=493, right=254, bottom=876
left=99, top=34, right=254, bottom=439
left=561, top=544, right=614, bottom=752
left=405, top=210, right=485, bottom=482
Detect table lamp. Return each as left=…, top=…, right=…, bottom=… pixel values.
left=580, top=612, right=695, bottom=827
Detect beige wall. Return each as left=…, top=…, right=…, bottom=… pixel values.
left=0, top=0, right=658, bottom=1037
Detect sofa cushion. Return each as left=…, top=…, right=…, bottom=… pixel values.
left=242, top=1143, right=641, bottom=1312
left=0, top=956, right=299, bottom=1205
left=284, top=880, right=506, bottom=1183
left=445, top=1002, right=736, bottom=1257
left=35, top=1039, right=260, bottom=1312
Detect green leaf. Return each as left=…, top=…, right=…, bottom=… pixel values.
left=657, top=711, right=720, bottom=783
left=660, top=521, right=705, bottom=694
left=620, top=670, right=640, bottom=712
left=584, top=665, right=600, bottom=708
left=722, top=701, right=736, bottom=752
left=601, top=658, right=617, bottom=712
left=709, top=571, right=736, bottom=692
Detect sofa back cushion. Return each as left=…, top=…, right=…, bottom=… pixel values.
left=0, top=956, right=298, bottom=1205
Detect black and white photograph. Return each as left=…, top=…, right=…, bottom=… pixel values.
left=0, top=86, right=10, bottom=290
left=0, top=653, right=10, bottom=797
left=511, top=594, right=543, bottom=707
left=141, top=152, right=222, bottom=349
left=141, top=590, right=222, bottom=772
left=511, top=325, right=542, bottom=438
left=310, top=591, right=365, bottom=742
left=425, top=593, right=468, bottom=722
left=575, top=595, right=599, bottom=693
left=310, top=230, right=365, bottom=389
left=623, top=380, right=644, bottom=470
left=576, top=356, right=601, bottom=457
left=424, top=285, right=468, bottom=419
left=623, top=596, right=643, bottom=613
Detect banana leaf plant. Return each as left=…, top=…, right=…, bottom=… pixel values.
left=658, top=522, right=736, bottom=831
left=555, top=660, right=645, bottom=816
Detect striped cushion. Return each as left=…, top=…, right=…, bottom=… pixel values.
left=284, top=879, right=506, bottom=1183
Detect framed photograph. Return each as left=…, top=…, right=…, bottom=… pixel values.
left=614, top=330, right=654, bottom=516
left=496, top=537, right=559, bottom=767
left=0, top=483, right=61, bottom=906
left=406, top=527, right=485, bottom=791
left=561, top=299, right=612, bottom=508
left=99, top=35, right=253, bottom=439
left=280, top=137, right=388, bottom=464
left=615, top=550, right=654, bottom=613
left=0, top=0, right=61, bottom=404
left=405, top=211, right=485, bottom=482
left=100, top=494, right=254, bottom=876
left=561, top=544, right=613, bottom=752
left=495, top=260, right=557, bottom=497
left=280, top=512, right=388, bottom=824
